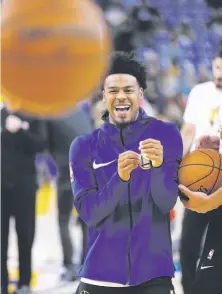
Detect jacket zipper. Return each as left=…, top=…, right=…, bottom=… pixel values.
left=120, top=128, right=133, bottom=285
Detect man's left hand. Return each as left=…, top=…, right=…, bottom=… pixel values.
left=139, top=139, right=163, bottom=168
left=179, top=185, right=214, bottom=213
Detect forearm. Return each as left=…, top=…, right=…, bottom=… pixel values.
left=208, top=187, right=222, bottom=210
left=73, top=172, right=128, bottom=227
left=181, top=123, right=196, bottom=157
left=150, top=167, right=178, bottom=214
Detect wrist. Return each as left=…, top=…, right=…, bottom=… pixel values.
left=117, top=172, right=130, bottom=182
left=208, top=193, right=222, bottom=210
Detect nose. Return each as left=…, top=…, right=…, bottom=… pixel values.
left=116, top=90, right=127, bottom=100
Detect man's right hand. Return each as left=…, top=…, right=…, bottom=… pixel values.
left=196, top=135, right=220, bottom=152
left=118, top=151, right=140, bottom=182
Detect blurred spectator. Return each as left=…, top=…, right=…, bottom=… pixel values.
left=207, top=8, right=222, bottom=39
left=90, top=93, right=107, bottom=129
left=177, top=20, right=196, bottom=46
left=46, top=109, right=93, bottom=281
left=198, top=64, right=211, bottom=84
left=114, top=19, right=135, bottom=52
left=131, top=0, right=160, bottom=33
left=143, top=50, right=160, bottom=106
left=1, top=102, right=47, bottom=294
left=206, top=0, right=222, bottom=9
left=102, top=0, right=128, bottom=30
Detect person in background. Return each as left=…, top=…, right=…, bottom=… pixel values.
left=1, top=102, right=47, bottom=294
left=46, top=108, right=93, bottom=281
left=179, top=46, right=222, bottom=294
left=179, top=117, right=222, bottom=293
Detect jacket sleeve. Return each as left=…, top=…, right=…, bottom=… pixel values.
left=1, top=112, right=47, bottom=154
left=69, top=135, right=129, bottom=227
left=15, top=119, right=47, bottom=154
left=150, top=122, right=183, bottom=214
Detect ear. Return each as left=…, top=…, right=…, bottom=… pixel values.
left=102, top=90, right=106, bottom=102
left=139, top=88, right=144, bottom=101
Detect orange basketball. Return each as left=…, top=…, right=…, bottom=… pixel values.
left=178, top=149, right=222, bottom=194
left=1, top=0, right=111, bottom=117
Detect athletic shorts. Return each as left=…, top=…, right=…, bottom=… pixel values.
left=75, top=277, right=175, bottom=294
left=192, top=209, right=222, bottom=294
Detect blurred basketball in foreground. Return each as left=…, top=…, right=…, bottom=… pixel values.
left=178, top=149, right=222, bottom=194
left=1, top=0, right=111, bottom=117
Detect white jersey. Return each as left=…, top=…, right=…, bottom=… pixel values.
left=216, top=104, right=222, bottom=153
left=183, top=81, right=222, bottom=151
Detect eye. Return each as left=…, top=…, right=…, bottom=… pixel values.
left=125, top=89, right=133, bottom=93
left=109, top=90, right=118, bottom=93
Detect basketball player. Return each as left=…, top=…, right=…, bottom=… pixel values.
left=179, top=186, right=222, bottom=293
left=179, top=180, right=222, bottom=294
left=179, top=46, right=222, bottom=294
left=179, top=103, right=222, bottom=293
left=1, top=102, right=47, bottom=294
left=69, top=51, right=183, bottom=294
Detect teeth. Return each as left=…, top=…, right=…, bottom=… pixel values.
left=115, top=106, right=130, bottom=111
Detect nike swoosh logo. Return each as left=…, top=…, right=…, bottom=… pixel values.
left=200, top=265, right=214, bottom=270
left=93, top=160, right=116, bottom=169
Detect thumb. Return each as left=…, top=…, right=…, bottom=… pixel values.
left=178, top=185, right=192, bottom=196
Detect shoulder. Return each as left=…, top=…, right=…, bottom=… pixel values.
left=151, top=119, right=181, bottom=137
left=69, top=129, right=100, bottom=159
left=188, top=81, right=213, bottom=99
left=151, top=120, right=183, bottom=152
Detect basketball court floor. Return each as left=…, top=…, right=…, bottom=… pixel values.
left=7, top=185, right=184, bottom=294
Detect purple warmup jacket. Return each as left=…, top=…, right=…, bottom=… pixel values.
left=69, top=108, right=183, bottom=286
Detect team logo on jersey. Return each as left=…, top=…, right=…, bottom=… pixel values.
left=139, top=155, right=151, bottom=170
left=69, top=162, right=74, bottom=182
left=198, top=185, right=209, bottom=194
left=207, top=249, right=214, bottom=260
left=210, top=108, right=218, bottom=126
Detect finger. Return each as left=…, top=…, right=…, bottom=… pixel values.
left=139, top=140, right=162, bottom=147
left=144, top=154, right=163, bottom=161
left=140, top=139, right=161, bottom=145
left=139, top=145, right=163, bottom=153
left=118, top=155, right=140, bottom=164
left=118, top=151, right=140, bottom=161
left=118, top=158, right=139, bottom=168
left=178, top=185, right=192, bottom=197
left=119, top=150, right=140, bottom=157
left=140, top=148, right=163, bottom=156
left=122, top=163, right=138, bottom=172
left=141, top=154, right=162, bottom=161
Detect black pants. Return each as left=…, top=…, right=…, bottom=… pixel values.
left=191, top=210, right=222, bottom=294
left=180, top=209, right=209, bottom=294
left=57, top=169, right=87, bottom=266
left=76, top=277, right=175, bottom=294
left=1, top=177, right=37, bottom=289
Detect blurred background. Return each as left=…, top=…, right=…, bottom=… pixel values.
left=1, top=0, right=222, bottom=293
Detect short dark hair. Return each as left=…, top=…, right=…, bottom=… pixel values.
left=104, top=51, right=147, bottom=89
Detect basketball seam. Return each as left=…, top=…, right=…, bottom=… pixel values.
left=179, top=164, right=222, bottom=171
left=198, top=150, right=219, bottom=194
left=186, top=166, right=214, bottom=190
left=210, top=153, right=222, bottom=193
left=182, top=150, right=216, bottom=192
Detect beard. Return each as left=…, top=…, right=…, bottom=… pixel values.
left=111, top=108, right=140, bottom=129
left=215, top=78, right=222, bottom=89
